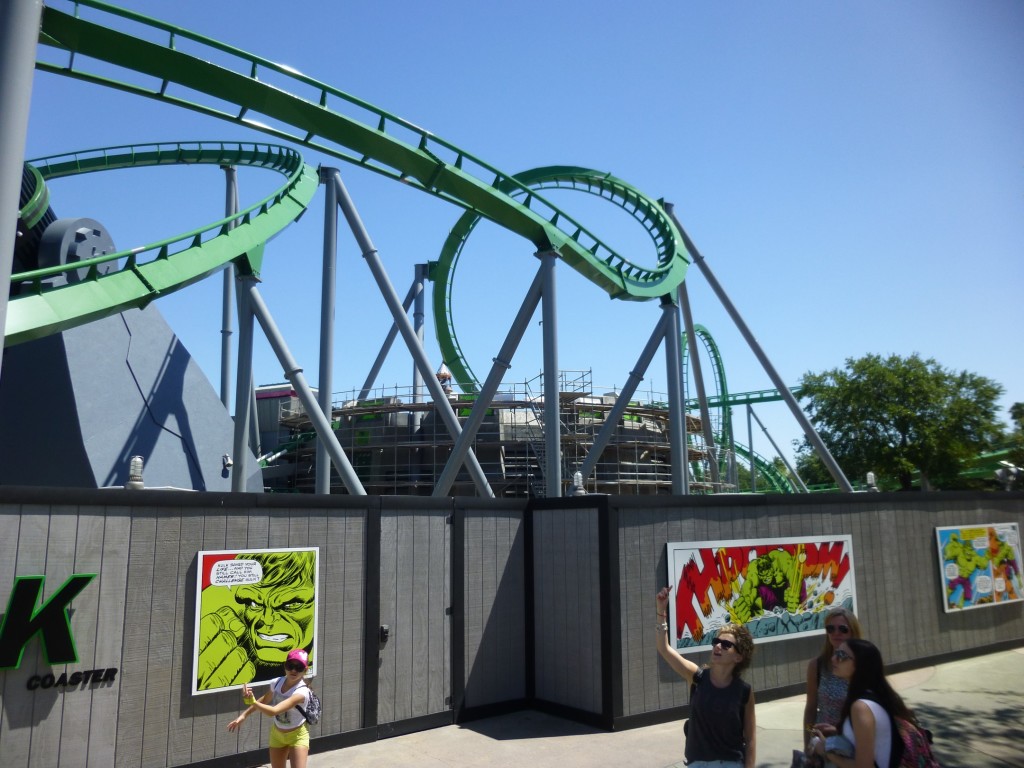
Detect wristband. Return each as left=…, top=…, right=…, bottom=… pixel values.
left=244, top=694, right=256, bottom=705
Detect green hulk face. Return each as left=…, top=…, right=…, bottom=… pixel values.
left=233, top=551, right=315, bottom=667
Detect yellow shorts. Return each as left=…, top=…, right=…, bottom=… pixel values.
left=269, top=723, right=309, bottom=749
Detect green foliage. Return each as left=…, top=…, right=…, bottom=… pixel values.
left=1008, top=402, right=1024, bottom=469
left=799, top=353, right=1004, bottom=491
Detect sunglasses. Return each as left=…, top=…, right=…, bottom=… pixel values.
left=825, top=624, right=851, bottom=634
left=832, top=649, right=852, bottom=661
left=285, top=661, right=306, bottom=672
left=712, top=637, right=736, bottom=651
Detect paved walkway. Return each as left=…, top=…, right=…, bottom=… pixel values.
left=303, top=647, right=1023, bottom=768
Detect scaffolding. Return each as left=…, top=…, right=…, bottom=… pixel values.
left=259, top=371, right=713, bottom=496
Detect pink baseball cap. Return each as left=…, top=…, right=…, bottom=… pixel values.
left=286, top=649, right=309, bottom=669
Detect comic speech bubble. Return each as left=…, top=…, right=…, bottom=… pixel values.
left=972, top=537, right=987, bottom=551
left=994, top=578, right=1006, bottom=594
left=211, top=559, right=263, bottom=586
left=944, top=563, right=959, bottom=580
left=975, top=575, right=993, bottom=593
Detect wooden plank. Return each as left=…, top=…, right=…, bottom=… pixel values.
left=193, top=511, right=231, bottom=763
left=166, top=511, right=205, bottom=764
left=31, top=507, right=78, bottom=768
left=138, top=514, right=181, bottom=767
left=429, top=511, right=449, bottom=714
left=54, top=510, right=101, bottom=768
left=410, top=513, right=430, bottom=717
left=340, top=512, right=366, bottom=732
left=114, top=513, right=155, bottom=768
left=88, top=506, right=130, bottom=768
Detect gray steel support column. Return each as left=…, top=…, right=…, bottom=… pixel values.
left=434, top=266, right=544, bottom=497
left=540, top=250, right=562, bottom=497
left=662, top=295, right=688, bottom=495
left=663, top=203, right=854, bottom=492
left=219, top=165, right=238, bottom=408
left=316, top=167, right=339, bottom=495
left=0, top=0, right=44, bottom=384
left=231, top=275, right=257, bottom=492
left=578, top=311, right=671, bottom=485
left=749, top=405, right=808, bottom=492
left=330, top=172, right=493, bottom=497
left=747, top=404, right=757, bottom=492
left=247, top=284, right=366, bottom=495
left=358, top=280, right=417, bottom=400
left=678, top=282, right=720, bottom=486
left=412, top=263, right=427, bottom=405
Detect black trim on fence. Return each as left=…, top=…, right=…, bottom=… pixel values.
left=376, top=710, right=454, bottom=740
left=613, top=703, right=690, bottom=732
left=459, top=697, right=531, bottom=724
left=531, top=698, right=609, bottom=731
left=598, top=496, right=621, bottom=728
left=362, top=499, right=382, bottom=730
left=523, top=500, right=536, bottom=703
left=451, top=501, right=466, bottom=719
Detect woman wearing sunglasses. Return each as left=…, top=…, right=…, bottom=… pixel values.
left=810, top=639, right=917, bottom=768
left=803, top=607, right=863, bottom=757
left=655, top=585, right=757, bottom=768
left=227, top=648, right=312, bottom=768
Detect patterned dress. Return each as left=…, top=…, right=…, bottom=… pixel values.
left=815, top=659, right=848, bottom=727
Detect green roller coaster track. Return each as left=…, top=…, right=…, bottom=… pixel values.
left=9, top=141, right=317, bottom=346
left=19, top=0, right=691, bottom=351
left=431, top=166, right=684, bottom=391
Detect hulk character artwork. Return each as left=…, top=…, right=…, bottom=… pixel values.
left=942, top=532, right=990, bottom=610
left=987, top=526, right=1021, bottom=603
left=194, top=549, right=318, bottom=693
left=727, top=546, right=807, bottom=624
left=668, top=536, right=855, bottom=650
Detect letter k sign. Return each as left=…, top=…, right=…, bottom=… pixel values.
left=0, top=574, right=96, bottom=669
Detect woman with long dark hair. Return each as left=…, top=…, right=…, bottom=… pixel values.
left=810, top=639, right=917, bottom=768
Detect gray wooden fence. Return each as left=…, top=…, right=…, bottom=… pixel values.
left=0, top=487, right=1021, bottom=768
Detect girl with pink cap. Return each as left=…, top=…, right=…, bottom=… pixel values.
left=227, top=648, right=312, bottom=768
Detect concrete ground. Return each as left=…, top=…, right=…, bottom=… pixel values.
left=302, top=647, right=1024, bottom=768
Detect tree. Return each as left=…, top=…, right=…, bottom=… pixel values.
left=797, top=354, right=1003, bottom=491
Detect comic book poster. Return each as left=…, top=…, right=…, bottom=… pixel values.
left=936, top=524, right=1023, bottom=613
left=666, top=536, right=856, bottom=653
left=193, top=547, right=318, bottom=695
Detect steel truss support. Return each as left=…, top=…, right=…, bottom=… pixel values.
left=749, top=405, right=808, bottom=492
left=433, top=265, right=544, bottom=497
left=219, top=164, right=238, bottom=410
left=576, top=309, right=672, bottom=487
left=663, top=202, right=853, bottom=493
left=678, top=281, right=720, bottom=487
left=358, top=274, right=422, bottom=400
left=662, top=296, right=689, bottom=495
left=231, top=271, right=257, bottom=492
left=246, top=281, right=366, bottom=495
left=314, top=168, right=340, bottom=494
left=327, top=169, right=494, bottom=498
left=539, top=250, right=562, bottom=497
left=0, top=0, right=44, bottom=385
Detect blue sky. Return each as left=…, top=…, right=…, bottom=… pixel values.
left=21, top=0, right=1024, bottom=470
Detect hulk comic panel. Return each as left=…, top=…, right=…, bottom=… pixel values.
left=197, top=550, right=316, bottom=692
left=674, top=540, right=851, bottom=643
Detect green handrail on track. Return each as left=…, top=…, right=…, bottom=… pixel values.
left=7, top=141, right=318, bottom=346
left=431, top=166, right=685, bottom=392
left=36, top=1, right=689, bottom=306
